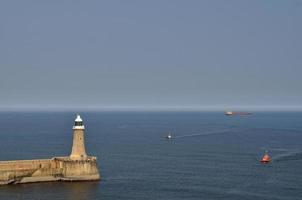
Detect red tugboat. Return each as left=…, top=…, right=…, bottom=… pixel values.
left=260, top=151, right=271, bottom=164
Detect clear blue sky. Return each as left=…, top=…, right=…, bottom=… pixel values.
left=0, top=0, right=301, bottom=111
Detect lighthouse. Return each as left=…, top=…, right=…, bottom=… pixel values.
left=70, top=114, right=87, bottom=160
left=0, top=114, right=100, bottom=185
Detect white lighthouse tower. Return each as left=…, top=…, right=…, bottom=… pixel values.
left=70, top=114, right=87, bottom=160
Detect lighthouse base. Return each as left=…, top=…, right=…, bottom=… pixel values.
left=0, top=156, right=100, bottom=185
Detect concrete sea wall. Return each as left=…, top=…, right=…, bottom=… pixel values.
left=0, top=157, right=100, bottom=185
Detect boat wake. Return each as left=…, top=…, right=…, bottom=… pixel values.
left=273, top=151, right=302, bottom=162
left=173, top=129, right=235, bottom=139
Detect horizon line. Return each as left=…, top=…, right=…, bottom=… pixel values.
left=0, top=105, right=302, bottom=112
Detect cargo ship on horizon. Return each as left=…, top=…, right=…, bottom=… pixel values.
left=224, top=111, right=252, bottom=116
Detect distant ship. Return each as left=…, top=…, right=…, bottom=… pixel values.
left=260, top=151, right=271, bottom=164
left=224, top=111, right=252, bottom=116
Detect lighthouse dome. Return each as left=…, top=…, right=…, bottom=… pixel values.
left=75, top=114, right=83, bottom=122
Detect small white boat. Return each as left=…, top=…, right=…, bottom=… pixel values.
left=165, top=132, right=172, bottom=139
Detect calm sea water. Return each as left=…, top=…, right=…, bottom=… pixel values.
left=0, top=111, right=301, bottom=200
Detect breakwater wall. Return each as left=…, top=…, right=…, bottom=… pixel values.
left=0, top=156, right=100, bottom=185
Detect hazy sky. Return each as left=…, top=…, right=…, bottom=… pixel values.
left=0, top=0, right=301, bottom=110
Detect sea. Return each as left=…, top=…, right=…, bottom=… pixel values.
left=0, top=111, right=301, bottom=200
